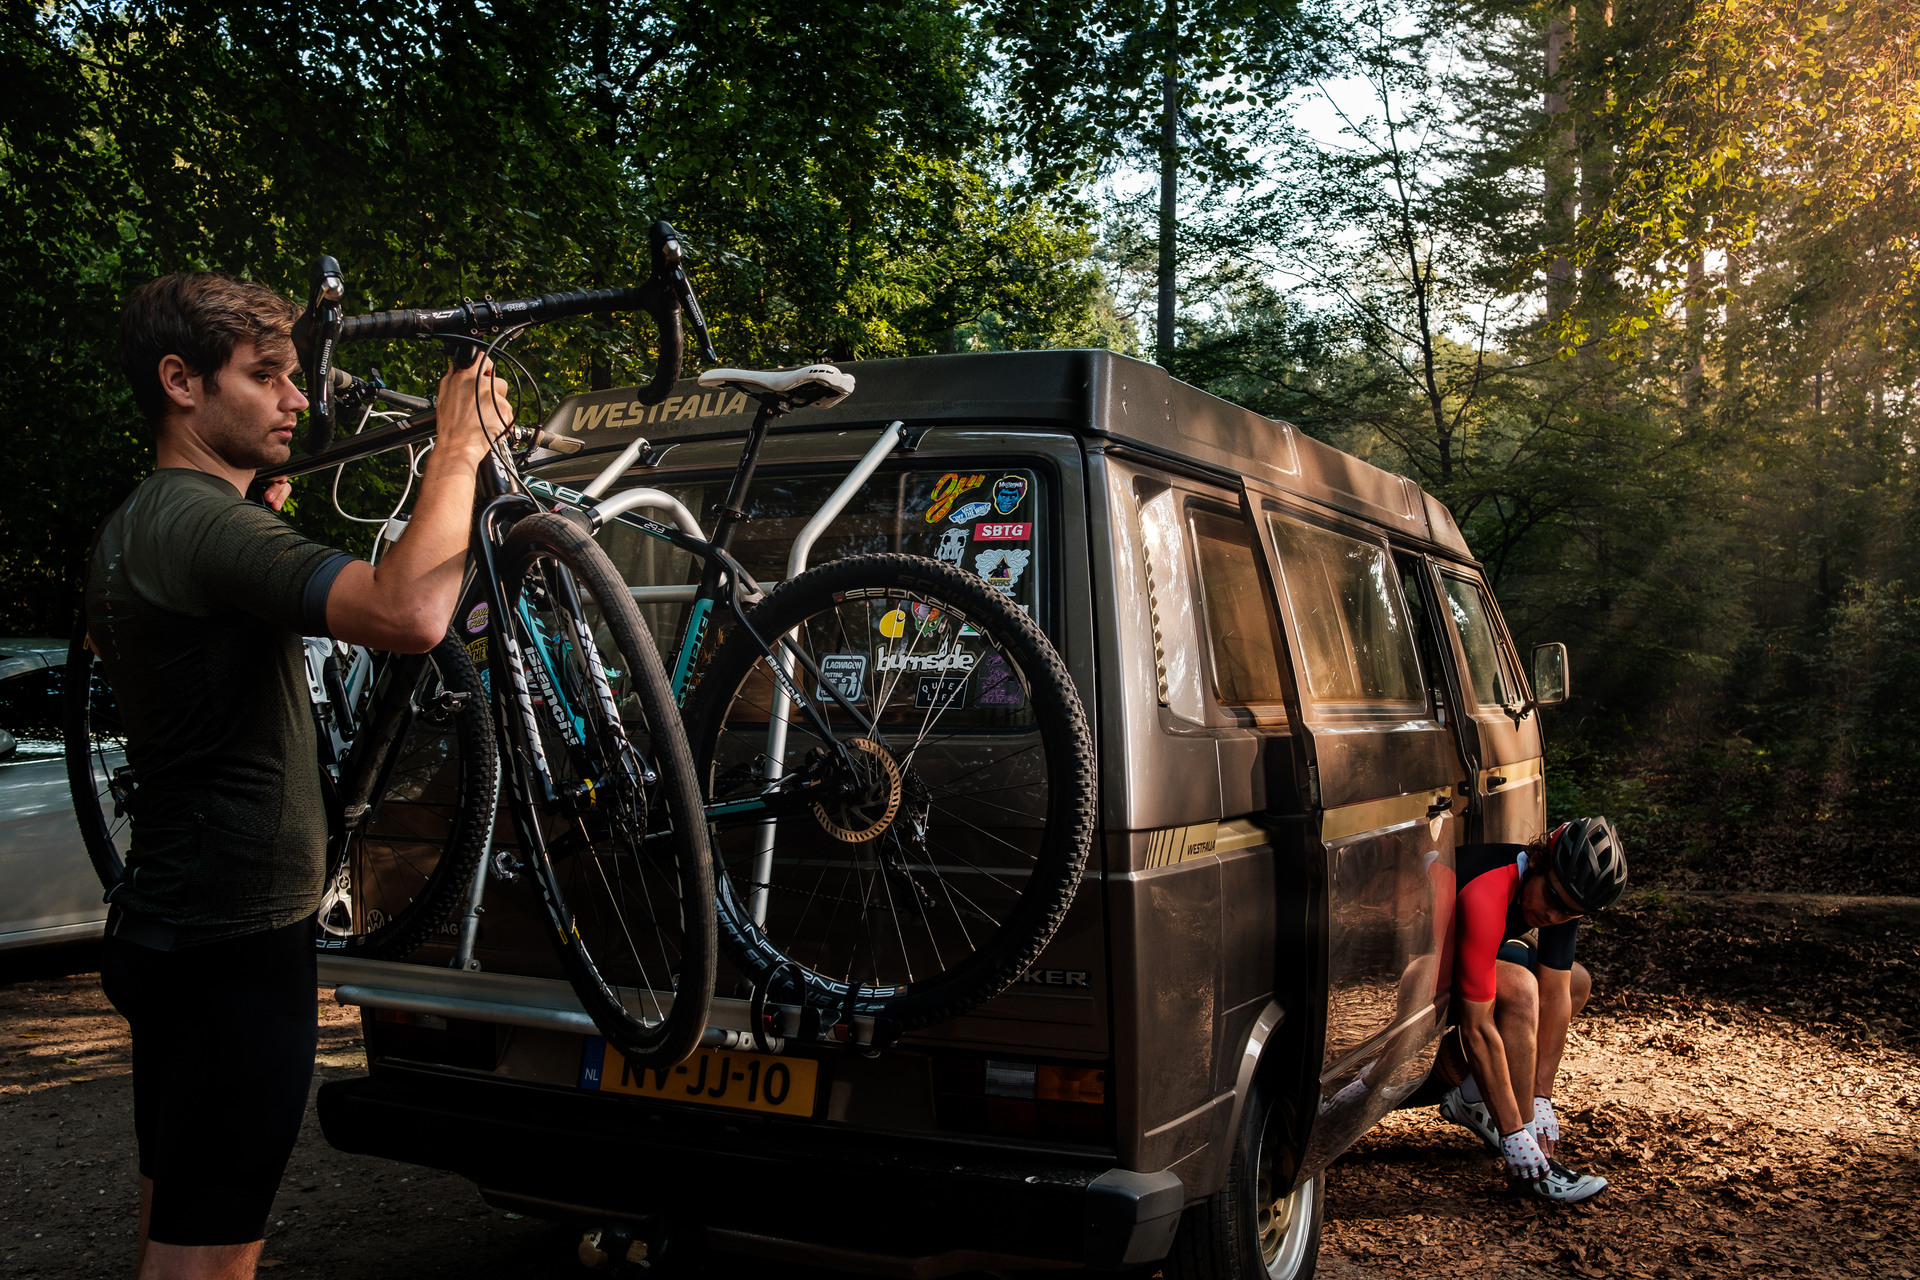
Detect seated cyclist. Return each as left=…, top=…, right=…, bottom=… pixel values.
left=1438, top=818, right=1628, bottom=1204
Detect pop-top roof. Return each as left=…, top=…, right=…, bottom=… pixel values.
left=544, top=349, right=1470, bottom=557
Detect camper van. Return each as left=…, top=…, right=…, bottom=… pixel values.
left=315, top=350, right=1565, bottom=1278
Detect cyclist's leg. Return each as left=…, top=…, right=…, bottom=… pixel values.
left=1492, top=956, right=1541, bottom=1128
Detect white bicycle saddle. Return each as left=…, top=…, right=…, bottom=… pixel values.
left=698, top=364, right=855, bottom=410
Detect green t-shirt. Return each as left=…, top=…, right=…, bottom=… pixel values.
left=85, top=469, right=354, bottom=947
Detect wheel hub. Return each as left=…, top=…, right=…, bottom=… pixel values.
left=811, top=737, right=903, bottom=843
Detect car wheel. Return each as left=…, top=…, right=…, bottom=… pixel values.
left=1164, top=1086, right=1324, bottom=1280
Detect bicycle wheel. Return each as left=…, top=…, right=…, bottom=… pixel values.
left=684, top=553, right=1096, bottom=1039
left=315, top=632, right=499, bottom=960
left=500, top=512, right=716, bottom=1069
left=63, top=629, right=131, bottom=892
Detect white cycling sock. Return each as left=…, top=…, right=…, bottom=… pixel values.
left=1460, top=1075, right=1483, bottom=1104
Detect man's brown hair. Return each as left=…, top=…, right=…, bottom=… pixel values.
left=116, top=272, right=300, bottom=424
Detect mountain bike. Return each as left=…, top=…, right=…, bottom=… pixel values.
left=528, top=367, right=1099, bottom=1049
left=65, top=222, right=719, bottom=1069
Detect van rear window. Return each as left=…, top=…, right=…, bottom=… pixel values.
left=595, top=465, right=1048, bottom=655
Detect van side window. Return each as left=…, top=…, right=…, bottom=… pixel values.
left=1440, top=574, right=1521, bottom=710
left=1187, top=508, right=1288, bottom=713
left=1267, top=514, right=1424, bottom=708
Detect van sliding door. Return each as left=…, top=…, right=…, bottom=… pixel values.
left=1256, top=506, right=1458, bottom=1180
left=1430, top=566, right=1546, bottom=845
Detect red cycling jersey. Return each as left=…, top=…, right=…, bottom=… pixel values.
left=1448, top=844, right=1578, bottom=1004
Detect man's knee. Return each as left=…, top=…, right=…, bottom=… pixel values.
left=1494, top=959, right=1538, bottom=1022
left=1570, top=961, right=1592, bottom=1015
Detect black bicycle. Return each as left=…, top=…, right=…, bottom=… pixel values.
left=66, top=222, right=719, bottom=1069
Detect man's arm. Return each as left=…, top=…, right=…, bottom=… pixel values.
left=1458, top=998, right=1527, bottom=1135
left=1533, top=965, right=1574, bottom=1100
left=324, top=358, right=509, bottom=652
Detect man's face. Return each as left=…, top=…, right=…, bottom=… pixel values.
left=182, top=340, right=308, bottom=470
left=1519, top=869, right=1583, bottom=929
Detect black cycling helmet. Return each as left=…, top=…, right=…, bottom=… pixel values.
left=1544, top=817, right=1628, bottom=913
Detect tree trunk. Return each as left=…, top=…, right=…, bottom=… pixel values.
left=1544, top=7, right=1576, bottom=323
left=1684, top=251, right=1706, bottom=408
left=1156, top=2, right=1179, bottom=366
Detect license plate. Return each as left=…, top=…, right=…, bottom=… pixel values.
left=578, top=1037, right=821, bottom=1118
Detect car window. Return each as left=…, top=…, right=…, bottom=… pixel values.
left=1188, top=508, right=1288, bottom=712
left=1266, top=514, right=1423, bottom=709
left=1440, top=573, right=1520, bottom=709
left=0, top=662, right=65, bottom=756
left=590, top=465, right=1047, bottom=660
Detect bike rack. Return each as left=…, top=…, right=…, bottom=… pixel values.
left=749, top=420, right=906, bottom=926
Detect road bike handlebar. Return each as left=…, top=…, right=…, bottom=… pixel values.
left=293, top=220, right=717, bottom=455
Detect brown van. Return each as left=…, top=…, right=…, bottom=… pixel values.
left=315, top=349, right=1566, bottom=1278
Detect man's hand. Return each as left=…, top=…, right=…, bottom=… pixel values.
left=1531, top=1095, right=1560, bottom=1156
left=261, top=477, right=292, bottom=510
left=434, top=356, right=514, bottom=464
left=1502, top=1127, right=1550, bottom=1181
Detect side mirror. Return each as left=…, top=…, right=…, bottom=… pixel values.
left=1531, top=642, right=1569, bottom=707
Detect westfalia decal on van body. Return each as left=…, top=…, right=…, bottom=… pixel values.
left=570, top=390, right=751, bottom=431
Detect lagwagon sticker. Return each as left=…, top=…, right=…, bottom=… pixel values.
left=974, top=653, right=1026, bottom=709
left=465, top=602, right=491, bottom=634
left=949, top=501, right=991, bottom=524
left=973, top=547, right=1032, bottom=595
left=923, top=472, right=986, bottom=523
left=933, top=526, right=969, bottom=567
left=992, top=474, right=1028, bottom=515
left=972, top=522, right=1030, bottom=542
left=816, top=654, right=868, bottom=703
left=914, top=674, right=970, bottom=710
left=879, top=608, right=909, bottom=639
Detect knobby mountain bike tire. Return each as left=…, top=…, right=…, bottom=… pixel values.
left=500, top=512, right=717, bottom=1069
left=63, top=631, right=132, bottom=892
left=315, top=632, right=498, bottom=960
left=683, top=553, right=1097, bottom=1040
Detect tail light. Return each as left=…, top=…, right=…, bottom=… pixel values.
left=933, top=1055, right=1110, bottom=1142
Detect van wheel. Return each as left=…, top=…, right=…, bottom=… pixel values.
left=1164, top=1091, right=1323, bottom=1280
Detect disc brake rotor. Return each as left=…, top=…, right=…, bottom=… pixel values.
left=811, top=737, right=903, bottom=843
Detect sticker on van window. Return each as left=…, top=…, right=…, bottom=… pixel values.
left=933, top=526, right=969, bottom=566
left=923, top=473, right=986, bottom=523
left=992, top=475, right=1028, bottom=515
left=949, top=501, right=991, bottom=524
left=875, top=642, right=976, bottom=674
left=974, top=653, right=1025, bottom=708
left=973, top=548, right=1031, bottom=594
left=816, top=654, right=868, bottom=703
left=465, top=602, right=490, bottom=634
left=911, top=602, right=944, bottom=633
left=879, top=609, right=908, bottom=639
left=972, top=521, right=1029, bottom=542
left=914, top=674, right=970, bottom=710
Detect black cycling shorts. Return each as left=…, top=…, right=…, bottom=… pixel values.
left=101, top=915, right=317, bottom=1246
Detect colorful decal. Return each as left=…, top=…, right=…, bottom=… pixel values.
left=465, top=602, right=491, bottom=634
left=465, top=636, right=489, bottom=665
left=973, top=653, right=1026, bottom=709
left=949, top=501, right=991, bottom=524
left=972, top=547, right=1032, bottom=595
left=876, top=641, right=977, bottom=674
left=971, top=521, right=1030, bottom=542
left=933, top=526, right=970, bottom=567
left=911, top=601, right=944, bottom=634
left=816, top=654, right=868, bottom=703
left=915, top=674, right=970, bottom=710
left=924, top=472, right=986, bottom=523
left=879, top=608, right=908, bottom=639
left=992, top=474, right=1029, bottom=515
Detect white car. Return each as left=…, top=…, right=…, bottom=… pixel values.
left=0, top=640, right=110, bottom=950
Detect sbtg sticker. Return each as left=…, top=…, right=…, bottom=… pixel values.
left=972, top=522, right=1029, bottom=542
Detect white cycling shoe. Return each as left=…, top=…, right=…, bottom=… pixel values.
left=1512, top=1159, right=1609, bottom=1204
left=1439, top=1086, right=1501, bottom=1153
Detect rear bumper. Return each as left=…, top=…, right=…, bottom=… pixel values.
left=317, top=1064, right=1183, bottom=1273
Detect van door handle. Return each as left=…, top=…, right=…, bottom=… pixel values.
left=1426, top=796, right=1452, bottom=816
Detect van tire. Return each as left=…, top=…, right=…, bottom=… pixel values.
left=1164, top=1086, right=1324, bottom=1280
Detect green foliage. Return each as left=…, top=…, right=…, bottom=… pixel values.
left=0, top=0, right=1125, bottom=634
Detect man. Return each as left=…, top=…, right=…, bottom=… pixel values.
left=86, top=271, right=511, bottom=1280
left=1437, top=817, right=1628, bottom=1203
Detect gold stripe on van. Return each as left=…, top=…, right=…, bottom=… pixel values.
left=1320, top=791, right=1441, bottom=843
left=1141, top=821, right=1220, bottom=869
left=1214, top=817, right=1270, bottom=853
left=1479, top=755, right=1544, bottom=792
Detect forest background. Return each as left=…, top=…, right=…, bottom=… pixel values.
left=6, top=0, right=1917, bottom=895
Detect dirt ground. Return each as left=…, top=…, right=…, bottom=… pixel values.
left=3, top=891, right=1915, bottom=1280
